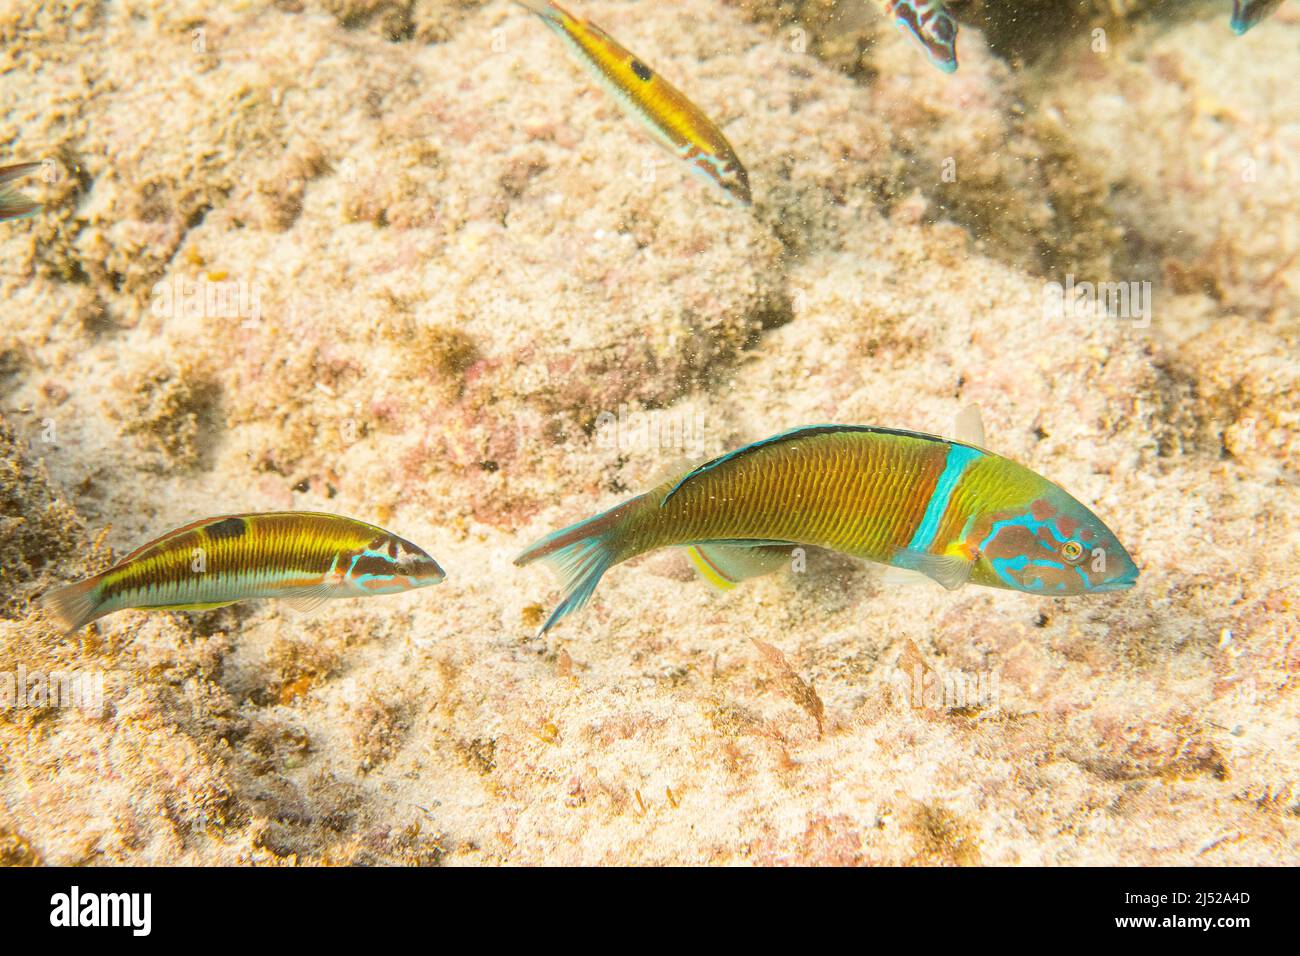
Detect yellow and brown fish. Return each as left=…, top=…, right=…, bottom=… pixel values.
left=515, top=0, right=751, bottom=205
left=0, top=163, right=42, bottom=222
left=516, top=410, right=1138, bottom=634
left=38, top=512, right=446, bottom=631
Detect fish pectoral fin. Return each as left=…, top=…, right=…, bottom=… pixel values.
left=953, top=405, right=986, bottom=448
left=686, top=542, right=793, bottom=591
left=880, top=565, right=932, bottom=588
left=281, top=585, right=335, bottom=615
left=891, top=549, right=974, bottom=591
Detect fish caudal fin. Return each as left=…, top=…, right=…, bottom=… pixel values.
left=515, top=497, right=641, bottom=635
left=514, top=0, right=566, bottom=23
left=37, top=578, right=104, bottom=632
left=0, top=163, right=42, bottom=223
left=687, top=542, right=791, bottom=591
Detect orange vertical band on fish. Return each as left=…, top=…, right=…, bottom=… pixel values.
left=515, top=0, right=752, bottom=205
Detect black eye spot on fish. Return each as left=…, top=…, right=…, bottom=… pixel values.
left=630, top=59, right=652, bottom=82
left=206, top=516, right=246, bottom=541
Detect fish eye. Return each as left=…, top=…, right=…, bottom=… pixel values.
left=1061, top=540, right=1084, bottom=561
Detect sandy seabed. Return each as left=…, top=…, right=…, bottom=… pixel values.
left=0, top=0, right=1296, bottom=865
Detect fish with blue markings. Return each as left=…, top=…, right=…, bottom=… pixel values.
left=515, top=409, right=1138, bottom=635
left=38, top=512, right=445, bottom=632
left=879, top=0, right=960, bottom=73
left=1, top=163, right=42, bottom=222
left=1230, top=0, right=1285, bottom=33
left=514, top=0, right=751, bottom=205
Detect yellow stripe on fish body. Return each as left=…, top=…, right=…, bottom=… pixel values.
left=516, top=1, right=751, bottom=205
left=37, top=512, right=446, bottom=632
left=516, top=425, right=1139, bottom=634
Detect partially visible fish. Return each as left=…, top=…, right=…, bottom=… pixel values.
left=0, top=163, right=43, bottom=222
left=515, top=408, right=1138, bottom=635
left=1230, top=0, right=1285, bottom=33
left=514, top=0, right=752, bottom=205
left=881, top=0, right=960, bottom=73
left=37, top=512, right=446, bottom=632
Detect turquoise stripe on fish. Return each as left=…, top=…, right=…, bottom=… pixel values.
left=982, top=512, right=1071, bottom=591
left=906, top=443, right=982, bottom=551
left=989, top=554, right=1068, bottom=592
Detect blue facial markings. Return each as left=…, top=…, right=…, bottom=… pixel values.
left=907, top=444, right=982, bottom=552
left=979, top=511, right=1092, bottom=592
left=346, top=547, right=399, bottom=591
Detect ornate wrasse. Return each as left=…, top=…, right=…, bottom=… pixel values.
left=38, top=512, right=445, bottom=631
left=516, top=414, right=1138, bottom=634
left=879, top=0, right=959, bottom=73
left=0, top=163, right=42, bottom=222
left=1230, top=0, right=1285, bottom=33
left=514, top=0, right=751, bottom=205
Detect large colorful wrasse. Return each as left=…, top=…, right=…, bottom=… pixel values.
left=514, top=0, right=752, bottom=206
left=38, top=512, right=445, bottom=632
left=880, top=0, right=959, bottom=73
left=0, top=163, right=42, bottom=222
left=515, top=410, right=1138, bottom=634
left=1230, top=0, right=1285, bottom=33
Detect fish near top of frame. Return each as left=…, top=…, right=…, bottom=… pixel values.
left=514, top=0, right=752, bottom=206
left=883, top=0, right=960, bottom=73
left=1230, top=0, right=1286, bottom=34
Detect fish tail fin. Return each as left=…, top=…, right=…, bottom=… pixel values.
left=513, top=0, right=566, bottom=24
left=0, top=163, right=42, bottom=223
left=514, top=496, right=643, bottom=635
left=36, top=577, right=105, bottom=632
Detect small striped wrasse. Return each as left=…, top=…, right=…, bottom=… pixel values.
left=38, top=512, right=446, bottom=632
left=1230, top=0, right=1285, bottom=33
left=0, top=163, right=42, bottom=222
left=515, top=409, right=1137, bottom=635
left=880, top=0, right=959, bottom=73
left=514, top=0, right=752, bottom=205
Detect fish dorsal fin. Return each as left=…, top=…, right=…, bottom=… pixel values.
left=686, top=542, right=793, bottom=591
left=642, top=453, right=710, bottom=490
left=953, top=405, right=986, bottom=448
left=661, top=424, right=954, bottom=506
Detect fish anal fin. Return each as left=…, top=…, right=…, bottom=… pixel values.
left=160, top=601, right=239, bottom=612
left=686, top=542, right=791, bottom=591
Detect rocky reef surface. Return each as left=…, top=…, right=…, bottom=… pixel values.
left=0, top=0, right=1295, bottom=864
